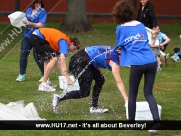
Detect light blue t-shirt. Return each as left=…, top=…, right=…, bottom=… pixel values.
left=86, top=45, right=119, bottom=71
left=34, top=29, right=69, bottom=56
left=115, top=21, right=156, bottom=66
left=157, top=32, right=168, bottom=43
left=24, top=7, right=47, bottom=38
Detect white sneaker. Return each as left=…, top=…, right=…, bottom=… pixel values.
left=39, top=76, right=43, bottom=82
left=47, top=80, right=57, bottom=88
left=90, top=107, right=108, bottom=113
left=39, top=77, right=57, bottom=88
left=148, top=130, right=158, bottom=133
left=38, top=83, right=56, bottom=92
left=148, top=123, right=160, bottom=133
left=39, top=76, right=51, bottom=83
left=52, top=94, right=60, bottom=113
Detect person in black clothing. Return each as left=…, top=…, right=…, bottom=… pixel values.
left=137, top=0, right=157, bottom=29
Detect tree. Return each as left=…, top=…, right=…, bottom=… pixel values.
left=60, top=0, right=93, bottom=33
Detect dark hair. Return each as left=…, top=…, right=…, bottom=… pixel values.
left=111, top=0, right=136, bottom=24
left=31, top=0, right=44, bottom=9
left=70, top=38, right=80, bottom=49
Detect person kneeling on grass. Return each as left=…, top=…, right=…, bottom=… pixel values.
left=29, top=28, right=80, bottom=92
left=52, top=45, right=128, bottom=114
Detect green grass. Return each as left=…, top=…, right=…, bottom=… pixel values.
left=0, top=22, right=181, bottom=135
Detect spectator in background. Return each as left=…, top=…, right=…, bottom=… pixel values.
left=155, top=25, right=170, bottom=65
left=16, top=0, right=47, bottom=82
left=171, top=35, right=181, bottom=62
left=149, top=29, right=162, bottom=72
left=137, top=0, right=157, bottom=29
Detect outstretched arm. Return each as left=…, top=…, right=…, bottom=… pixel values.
left=59, top=53, right=73, bottom=85
left=109, top=60, right=128, bottom=103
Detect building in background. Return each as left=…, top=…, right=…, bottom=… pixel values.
left=0, top=0, right=181, bottom=24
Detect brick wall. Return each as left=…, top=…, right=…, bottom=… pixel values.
left=1, top=0, right=181, bottom=24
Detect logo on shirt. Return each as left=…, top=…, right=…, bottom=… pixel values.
left=125, top=33, right=146, bottom=43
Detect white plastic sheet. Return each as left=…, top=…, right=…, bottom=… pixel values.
left=0, top=101, right=45, bottom=120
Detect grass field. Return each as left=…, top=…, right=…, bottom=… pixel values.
left=0, top=22, right=181, bottom=136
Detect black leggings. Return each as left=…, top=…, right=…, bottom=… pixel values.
left=128, top=61, right=160, bottom=121
left=60, top=49, right=105, bottom=107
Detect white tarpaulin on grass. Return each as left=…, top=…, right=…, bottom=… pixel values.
left=0, top=101, right=45, bottom=120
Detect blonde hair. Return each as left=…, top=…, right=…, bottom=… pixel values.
left=151, top=29, right=159, bottom=35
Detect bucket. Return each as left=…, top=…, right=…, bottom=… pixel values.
left=8, top=11, right=27, bottom=28
left=125, top=101, right=162, bottom=120
left=59, top=76, right=80, bottom=92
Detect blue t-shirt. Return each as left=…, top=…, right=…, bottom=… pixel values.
left=34, top=29, right=69, bottom=56
left=86, top=45, right=119, bottom=71
left=157, top=32, right=168, bottom=43
left=115, top=21, right=156, bottom=66
left=24, top=7, right=47, bottom=38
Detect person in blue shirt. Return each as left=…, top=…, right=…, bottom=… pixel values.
left=52, top=45, right=128, bottom=114
left=155, top=25, right=170, bottom=52
left=155, top=24, right=170, bottom=64
left=112, top=0, right=160, bottom=133
left=16, top=0, right=47, bottom=82
left=29, top=28, right=80, bottom=92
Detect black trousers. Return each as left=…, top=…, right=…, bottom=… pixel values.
left=128, top=61, right=160, bottom=121
left=60, top=49, right=105, bottom=107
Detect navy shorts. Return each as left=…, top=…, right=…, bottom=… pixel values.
left=29, top=34, right=57, bottom=61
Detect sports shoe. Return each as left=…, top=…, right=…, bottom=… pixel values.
left=148, top=130, right=158, bottom=133
left=39, top=76, right=43, bottom=82
left=52, top=94, right=60, bottom=113
left=172, top=56, right=181, bottom=62
left=171, top=52, right=179, bottom=59
left=47, top=80, right=57, bottom=88
left=148, top=123, right=160, bottom=133
left=38, top=83, right=56, bottom=92
left=157, top=66, right=162, bottom=72
left=39, top=77, right=57, bottom=88
left=39, top=76, right=50, bottom=82
left=90, top=107, right=108, bottom=113
left=16, top=74, right=25, bottom=82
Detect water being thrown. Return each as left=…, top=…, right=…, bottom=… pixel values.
left=62, top=49, right=114, bottom=93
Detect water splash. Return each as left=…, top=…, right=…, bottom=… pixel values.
left=63, top=48, right=115, bottom=93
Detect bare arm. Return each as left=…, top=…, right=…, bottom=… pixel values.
left=109, top=60, right=128, bottom=103
left=59, top=53, right=73, bottom=85
left=149, top=44, right=159, bottom=48
left=160, top=37, right=170, bottom=46
left=22, top=21, right=44, bottom=28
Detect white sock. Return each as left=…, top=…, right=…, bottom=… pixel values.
left=41, top=82, right=47, bottom=85
left=160, top=50, right=166, bottom=56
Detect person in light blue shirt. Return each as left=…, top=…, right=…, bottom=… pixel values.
left=16, top=0, right=47, bottom=82
left=154, top=25, right=171, bottom=64
left=112, top=0, right=160, bottom=133
left=155, top=25, right=170, bottom=52
left=52, top=45, right=128, bottom=114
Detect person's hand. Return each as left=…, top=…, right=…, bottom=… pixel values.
left=67, top=78, right=73, bottom=86
left=160, top=43, right=164, bottom=50
left=22, top=20, right=29, bottom=26
left=180, top=35, right=181, bottom=39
